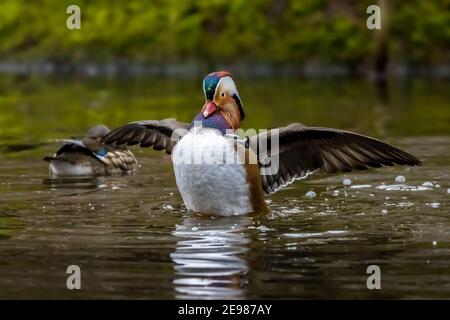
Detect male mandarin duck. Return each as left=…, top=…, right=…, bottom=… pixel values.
left=44, top=125, right=137, bottom=177
left=102, top=71, right=421, bottom=216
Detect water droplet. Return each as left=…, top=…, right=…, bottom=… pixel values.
left=395, top=175, right=406, bottom=183
left=381, top=209, right=388, bottom=214
left=422, top=181, right=434, bottom=188
left=256, top=225, right=272, bottom=232
left=191, top=227, right=198, bottom=231
left=305, top=191, right=316, bottom=198
left=343, top=178, right=352, bottom=186
left=163, top=204, right=175, bottom=211
left=433, top=241, right=437, bottom=246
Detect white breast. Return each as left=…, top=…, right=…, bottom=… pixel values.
left=172, top=128, right=252, bottom=216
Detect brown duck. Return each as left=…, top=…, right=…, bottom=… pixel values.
left=45, top=125, right=137, bottom=177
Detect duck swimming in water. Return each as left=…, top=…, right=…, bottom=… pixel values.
left=102, top=71, right=421, bottom=216
left=44, top=124, right=137, bottom=177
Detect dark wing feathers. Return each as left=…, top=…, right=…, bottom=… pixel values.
left=249, top=123, right=421, bottom=194
left=101, top=119, right=189, bottom=154
left=102, top=119, right=420, bottom=194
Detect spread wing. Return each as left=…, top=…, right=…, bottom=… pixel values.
left=248, top=123, right=421, bottom=194
left=101, top=118, right=190, bottom=154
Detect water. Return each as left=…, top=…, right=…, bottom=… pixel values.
left=0, top=76, right=449, bottom=299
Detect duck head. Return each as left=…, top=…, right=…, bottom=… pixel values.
left=191, top=71, right=245, bottom=133
left=87, top=124, right=110, bottom=139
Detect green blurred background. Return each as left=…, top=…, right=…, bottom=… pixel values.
left=0, top=0, right=449, bottom=148
left=0, top=0, right=448, bottom=68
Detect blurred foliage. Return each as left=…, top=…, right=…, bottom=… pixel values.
left=0, top=0, right=448, bottom=65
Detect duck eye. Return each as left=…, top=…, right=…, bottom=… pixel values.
left=221, top=92, right=225, bottom=97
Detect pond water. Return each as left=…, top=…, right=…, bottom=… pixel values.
left=0, top=76, right=449, bottom=299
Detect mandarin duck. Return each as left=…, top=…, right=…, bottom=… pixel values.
left=44, top=125, right=137, bottom=177
left=101, top=71, right=421, bottom=216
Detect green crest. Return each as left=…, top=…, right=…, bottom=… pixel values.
left=203, top=75, right=220, bottom=100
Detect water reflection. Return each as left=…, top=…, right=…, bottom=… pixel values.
left=171, top=215, right=250, bottom=299
left=43, top=176, right=106, bottom=189
left=42, top=175, right=135, bottom=191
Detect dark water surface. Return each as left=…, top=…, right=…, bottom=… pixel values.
left=0, top=76, right=449, bottom=299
